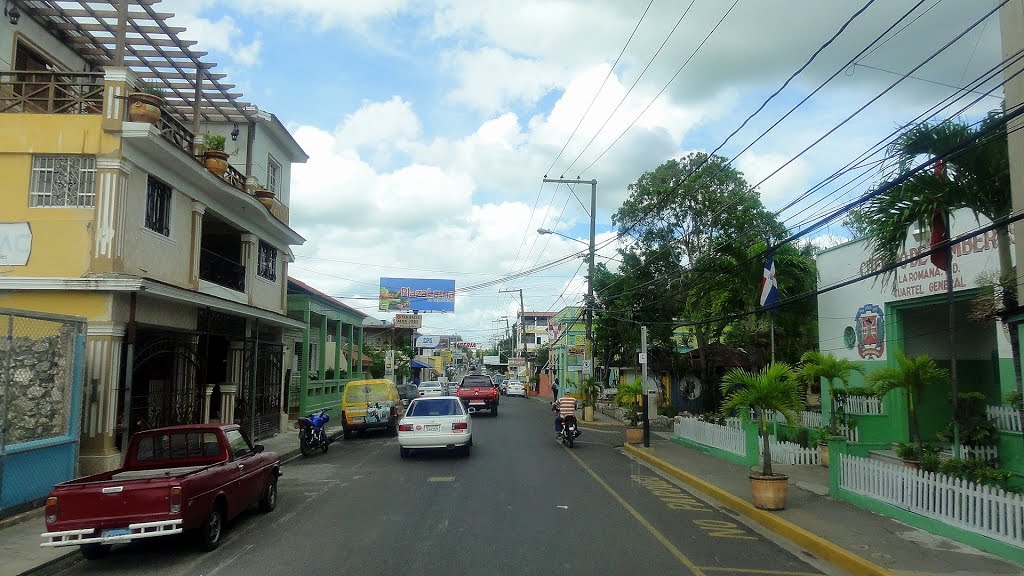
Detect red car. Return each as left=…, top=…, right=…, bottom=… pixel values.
left=40, top=424, right=281, bottom=559
left=456, top=374, right=499, bottom=415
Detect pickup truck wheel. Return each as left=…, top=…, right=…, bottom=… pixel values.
left=491, top=405, right=498, bottom=416
left=259, top=477, right=278, bottom=512
left=343, top=428, right=353, bottom=440
left=199, top=505, right=224, bottom=551
left=80, top=544, right=111, bottom=560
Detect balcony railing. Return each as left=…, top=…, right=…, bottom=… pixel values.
left=199, top=248, right=246, bottom=292
left=0, top=70, right=104, bottom=115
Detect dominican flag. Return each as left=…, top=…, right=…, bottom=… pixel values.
left=760, top=253, right=779, bottom=309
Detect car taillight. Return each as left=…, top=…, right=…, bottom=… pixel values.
left=45, top=497, right=57, bottom=524
left=169, top=486, right=182, bottom=514
left=399, top=424, right=414, bottom=432
left=453, top=422, right=468, bottom=431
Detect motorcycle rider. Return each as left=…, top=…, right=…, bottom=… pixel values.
left=553, top=394, right=580, bottom=440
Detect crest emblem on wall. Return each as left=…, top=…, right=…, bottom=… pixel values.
left=854, top=304, right=885, bottom=359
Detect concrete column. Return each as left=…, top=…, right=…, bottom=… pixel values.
left=241, top=233, right=257, bottom=301
left=319, top=314, right=327, bottom=379
left=101, top=66, right=136, bottom=131
left=358, top=326, right=365, bottom=376
left=1002, top=1, right=1024, bottom=305
left=346, top=323, right=354, bottom=375
left=189, top=202, right=206, bottom=288
left=334, top=319, right=342, bottom=379
left=79, top=322, right=127, bottom=475
left=220, top=384, right=238, bottom=424
left=203, top=384, right=215, bottom=423
left=91, top=157, right=131, bottom=274
left=227, top=340, right=246, bottom=386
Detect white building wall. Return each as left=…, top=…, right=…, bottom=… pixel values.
left=120, top=169, right=193, bottom=289
left=2, top=22, right=89, bottom=71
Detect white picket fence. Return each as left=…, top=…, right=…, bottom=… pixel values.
left=840, top=454, right=1024, bottom=548
left=750, top=409, right=824, bottom=429
left=962, top=445, right=1000, bottom=464
left=675, top=417, right=746, bottom=457
left=842, top=395, right=884, bottom=415
left=987, top=405, right=1022, bottom=433
left=760, top=435, right=821, bottom=465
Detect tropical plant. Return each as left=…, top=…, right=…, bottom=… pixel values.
left=580, top=376, right=602, bottom=408
left=867, top=351, right=949, bottom=450
left=720, top=362, right=803, bottom=476
left=136, top=80, right=164, bottom=98
left=798, top=351, right=863, bottom=437
left=1007, top=390, right=1023, bottom=411
left=937, top=391, right=998, bottom=446
left=203, top=132, right=227, bottom=152
left=614, top=377, right=644, bottom=427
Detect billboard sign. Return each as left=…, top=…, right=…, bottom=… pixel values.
left=394, top=314, right=422, bottom=329
left=483, top=355, right=502, bottom=365
left=508, top=357, right=526, bottom=367
left=415, top=335, right=440, bottom=349
left=379, top=277, right=456, bottom=312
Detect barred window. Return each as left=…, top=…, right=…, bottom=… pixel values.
left=29, top=155, right=96, bottom=207
left=145, top=177, right=172, bottom=236
left=257, top=240, right=278, bottom=281
left=267, top=155, right=281, bottom=194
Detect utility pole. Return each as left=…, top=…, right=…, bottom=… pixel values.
left=499, top=288, right=527, bottom=381
left=542, top=178, right=597, bottom=379
left=641, top=325, right=650, bottom=448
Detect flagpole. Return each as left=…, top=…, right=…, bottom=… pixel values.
left=770, top=310, right=775, bottom=363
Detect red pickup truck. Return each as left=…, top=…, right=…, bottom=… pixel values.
left=457, top=374, right=499, bottom=415
left=40, top=424, right=281, bottom=559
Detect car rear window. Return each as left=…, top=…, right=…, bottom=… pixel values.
left=135, top=431, right=220, bottom=462
left=461, top=376, right=492, bottom=387
left=346, top=383, right=391, bottom=402
left=409, top=399, right=464, bottom=417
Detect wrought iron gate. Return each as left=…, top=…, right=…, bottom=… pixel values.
left=237, top=340, right=283, bottom=440
left=128, top=332, right=201, bottom=435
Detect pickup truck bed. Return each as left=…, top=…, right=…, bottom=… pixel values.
left=111, top=466, right=207, bottom=481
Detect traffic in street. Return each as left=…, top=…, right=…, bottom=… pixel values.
left=44, top=390, right=835, bottom=576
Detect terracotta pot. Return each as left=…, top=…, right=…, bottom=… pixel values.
left=819, top=443, right=829, bottom=467
left=625, top=426, right=643, bottom=444
left=204, top=150, right=230, bottom=177
left=749, top=473, right=788, bottom=510
left=254, top=189, right=275, bottom=199
left=128, top=92, right=162, bottom=124
left=257, top=197, right=274, bottom=210
left=583, top=406, right=594, bottom=422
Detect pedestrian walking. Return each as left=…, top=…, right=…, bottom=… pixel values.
left=551, top=377, right=559, bottom=400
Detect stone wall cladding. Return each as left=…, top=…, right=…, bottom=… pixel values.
left=1, top=321, right=76, bottom=445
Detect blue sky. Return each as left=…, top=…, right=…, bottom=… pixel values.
left=168, top=0, right=1006, bottom=343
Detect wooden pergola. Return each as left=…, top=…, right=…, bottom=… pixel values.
left=18, top=0, right=253, bottom=128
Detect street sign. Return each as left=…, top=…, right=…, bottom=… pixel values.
left=415, top=335, right=440, bottom=348
left=385, top=350, right=395, bottom=376
left=582, top=360, right=591, bottom=371
left=509, top=357, right=526, bottom=367
left=638, top=352, right=647, bottom=364
left=394, top=314, right=422, bottom=329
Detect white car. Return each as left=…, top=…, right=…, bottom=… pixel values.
left=505, top=381, right=526, bottom=397
left=417, top=381, right=444, bottom=397
left=398, top=397, right=472, bottom=458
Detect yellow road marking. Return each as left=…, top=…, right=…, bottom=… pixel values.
left=563, top=447, right=706, bottom=576
left=697, top=568, right=822, bottom=576
left=579, top=426, right=620, bottom=434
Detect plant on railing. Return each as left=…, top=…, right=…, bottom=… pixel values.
left=202, top=132, right=231, bottom=177
left=937, top=391, right=999, bottom=447
left=203, top=132, right=226, bottom=152
left=614, top=377, right=644, bottom=427
left=128, top=80, right=164, bottom=124
left=138, top=80, right=165, bottom=98
left=867, top=351, right=948, bottom=453
left=798, top=351, right=863, bottom=439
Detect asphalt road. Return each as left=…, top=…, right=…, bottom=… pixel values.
left=47, top=396, right=839, bottom=576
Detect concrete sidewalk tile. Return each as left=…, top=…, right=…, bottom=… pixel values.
left=623, top=436, right=1024, bottom=576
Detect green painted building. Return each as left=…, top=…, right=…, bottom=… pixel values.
left=549, top=306, right=587, bottom=398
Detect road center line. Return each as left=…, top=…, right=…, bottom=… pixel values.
left=563, top=447, right=706, bottom=576
left=698, top=568, right=823, bottom=576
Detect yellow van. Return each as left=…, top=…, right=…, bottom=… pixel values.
left=341, top=379, right=403, bottom=438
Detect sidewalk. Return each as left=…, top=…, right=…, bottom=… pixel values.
left=0, top=425, right=328, bottom=576
left=624, top=434, right=1024, bottom=576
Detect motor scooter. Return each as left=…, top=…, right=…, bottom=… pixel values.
left=297, top=409, right=330, bottom=457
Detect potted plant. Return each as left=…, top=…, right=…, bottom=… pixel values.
left=615, top=377, right=644, bottom=444
left=721, top=362, right=803, bottom=511
left=580, top=376, right=602, bottom=422
left=798, top=351, right=863, bottom=466
left=867, top=351, right=948, bottom=461
left=202, top=133, right=230, bottom=177
left=128, top=80, right=164, bottom=124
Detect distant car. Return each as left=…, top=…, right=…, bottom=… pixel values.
left=418, top=381, right=445, bottom=397
left=398, top=397, right=472, bottom=458
left=505, top=381, right=526, bottom=397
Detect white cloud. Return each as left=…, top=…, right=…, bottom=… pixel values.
left=735, top=152, right=814, bottom=206
left=171, top=12, right=263, bottom=67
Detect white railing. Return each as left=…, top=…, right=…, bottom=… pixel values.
left=725, top=416, right=742, bottom=430
left=675, top=417, right=746, bottom=457
left=761, top=435, right=821, bottom=465
left=749, top=409, right=823, bottom=429
left=987, top=405, right=1022, bottom=433
left=842, top=395, right=883, bottom=415
left=962, top=445, right=999, bottom=464
left=840, top=454, right=1024, bottom=548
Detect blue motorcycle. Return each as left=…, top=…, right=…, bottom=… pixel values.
left=297, top=409, right=330, bottom=457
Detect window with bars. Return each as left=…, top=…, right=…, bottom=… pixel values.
left=267, top=155, right=281, bottom=194
left=29, top=155, right=96, bottom=207
left=145, top=177, right=172, bottom=236
left=257, top=240, right=278, bottom=281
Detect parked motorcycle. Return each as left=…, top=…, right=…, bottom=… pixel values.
left=297, top=409, right=330, bottom=457
left=558, top=415, right=580, bottom=448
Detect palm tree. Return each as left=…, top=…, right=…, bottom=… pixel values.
left=866, top=351, right=949, bottom=450
left=720, top=363, right=804, bottom=476
left=798, top=351, right=864, bottom=435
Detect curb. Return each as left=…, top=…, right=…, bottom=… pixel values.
left=622, top=443, right=893, bottom=576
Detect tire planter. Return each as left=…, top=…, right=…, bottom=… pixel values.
left=583, top=406, right=594, bottom=422
left=204, top=150, right=230, bottom=177
left=749, top=473, right=789, bottom=510
left=128, top=92, right=162, bottom=124
left=625, top=426, right=643, bottom=444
